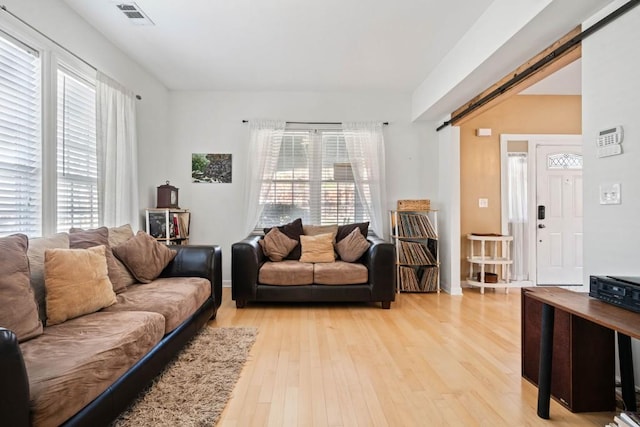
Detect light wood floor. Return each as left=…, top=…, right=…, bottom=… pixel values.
left=211, top=287, right=615, bottom=426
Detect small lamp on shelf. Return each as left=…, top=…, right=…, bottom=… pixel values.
left=157, top=181, right=179, bottom=208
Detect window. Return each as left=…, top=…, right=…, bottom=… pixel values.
left=56, top=68, right=98, bottom=232
left=0, top=32, right=42, bottom=236
left=507, top=152, right=529, bottom=280
left=0, top=28, right=97, bottom=237
left=258, top=128, right=369, bottom=227
left=547, top=153, right=582, bottom=170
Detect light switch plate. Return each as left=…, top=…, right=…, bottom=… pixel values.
left=479, top=198, right=489, bottom=208
left=599, top=183, right=621, bottom=205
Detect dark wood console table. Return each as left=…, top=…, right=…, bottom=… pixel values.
left=523, top=287, right=639, bottom=419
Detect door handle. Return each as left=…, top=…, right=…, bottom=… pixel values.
left=538, top=224, right=546, bottom=229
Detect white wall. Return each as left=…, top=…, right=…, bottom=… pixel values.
left=166, top=91, right=434, bottom=283
left=582, top=3, right=640, bottom=279
left=582, top=1, right=640, bottom=383
left=437, top=122, right=462, bottom=295
left=0, top=0, right=170, bottom=221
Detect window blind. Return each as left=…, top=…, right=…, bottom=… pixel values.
left=258, top=128, right=369, bottom=227
left=56, top=68, right=98, bottom=232
left=0, top=33, right=42, bottom=237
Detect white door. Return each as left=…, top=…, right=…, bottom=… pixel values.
left=536, top=145, right=583, bottom=285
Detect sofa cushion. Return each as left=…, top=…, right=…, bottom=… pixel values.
left=0, top=234, right=43, bottom=342
left=335, top=227, right=370, bottom=262
left=259, top=227, right=298, bottom=262
left=69, top=227, right=127, bottom=293
left=21, top=311, right=165, bottom=427
left=112, top=231, right=177, bottom=283
left=336, top=221, right=369, bottom=243
left=27, top=233, right=69, bottom=323
left=102, top=277, right=211, bottom=334
left=299, top=233, right=335, bottom=263
left=313, top=261, right=368, bottom=285
left=263, top=218, right=303, bottom=260
left=45, top=246, right=117, bottom=326
left=259, top=260, right=314, bottom=285
left=107, top=224, right=137, bottom=288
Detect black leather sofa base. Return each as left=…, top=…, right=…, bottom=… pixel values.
left=0, top=244, right=222, bottom=427
left=232, top=235, right=395, bottom=309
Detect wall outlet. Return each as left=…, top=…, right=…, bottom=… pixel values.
left=599, top=183, right=621, bottom=205
left=479, top=198, right=489, bottom=208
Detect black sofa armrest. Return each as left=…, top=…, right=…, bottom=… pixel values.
left=231, top=235, right=264, bottom=306
left=0, top=328, right=30, bottom=427
left=364, top=237, right=396, bottom=306
left=161, top=245, right=222, bottom=310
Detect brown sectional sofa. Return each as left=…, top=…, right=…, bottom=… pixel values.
left=0, top=235, right=222, bottom=427
left=231, top=230, right=396, bottom=309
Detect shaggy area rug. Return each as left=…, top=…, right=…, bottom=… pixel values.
left=112, top=326, right=257, bottom=427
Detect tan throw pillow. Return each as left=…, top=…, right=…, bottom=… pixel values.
left=112, top=231, right=177, bottom=283
left=299, top=233, right=336, bottom=263
left=303, top=224, right=338, bottom=260
left=259, top=227, right=298, bottom=262
left=27, top=232, right=70, bottom=323
left=303, top=224, right=338, bottom=237
left=108, top=224, right=137, bottom=288
left=44, top=245, right=117, bottom=326
left=69, top=227, right=128, bottom=293
left=335, top=228, right=370, bottom=262
left=0, top=234, right=43, bottom=342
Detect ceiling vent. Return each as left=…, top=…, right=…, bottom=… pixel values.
left=116, top=3, right=154, bottom=26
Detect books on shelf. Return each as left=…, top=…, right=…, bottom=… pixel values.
left=398, top=241, right=437, bottom=265
left=398, top=266, right=439, bottom=292
left=399, top=266, right=420, bottom=291
left=396, top=212, right=437, bottom=239
left=172, top=213, right=189, bottom=239
left=390, top=209, right=440, bottom=293
left=419, top=266, right=439, bottom=292
left=146, top=209, right=190, bottom=244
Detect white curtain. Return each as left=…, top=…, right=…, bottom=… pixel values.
left=96, top=72, right=139, bottom=230
left=508, top=153, right=528, bottom=281
left=244, top=119, right=286, bottom=234
left=342, top=121, right=387, bottom=239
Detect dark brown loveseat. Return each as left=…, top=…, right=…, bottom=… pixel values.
left=0, top=240, right=222, bottom=427
left=231, top=227, right=395, bottom=309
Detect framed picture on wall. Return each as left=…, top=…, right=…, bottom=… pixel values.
left=192, top=153, right=232, bottom=183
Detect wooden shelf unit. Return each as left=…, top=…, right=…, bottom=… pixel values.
left=389, top=210, right=439, bottom=293
left=466, top=234, right=514, bottom=293
left=145, top=208, right=190, bottom=245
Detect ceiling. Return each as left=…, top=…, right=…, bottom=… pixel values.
left=62, top=0, right=494, bottom=92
